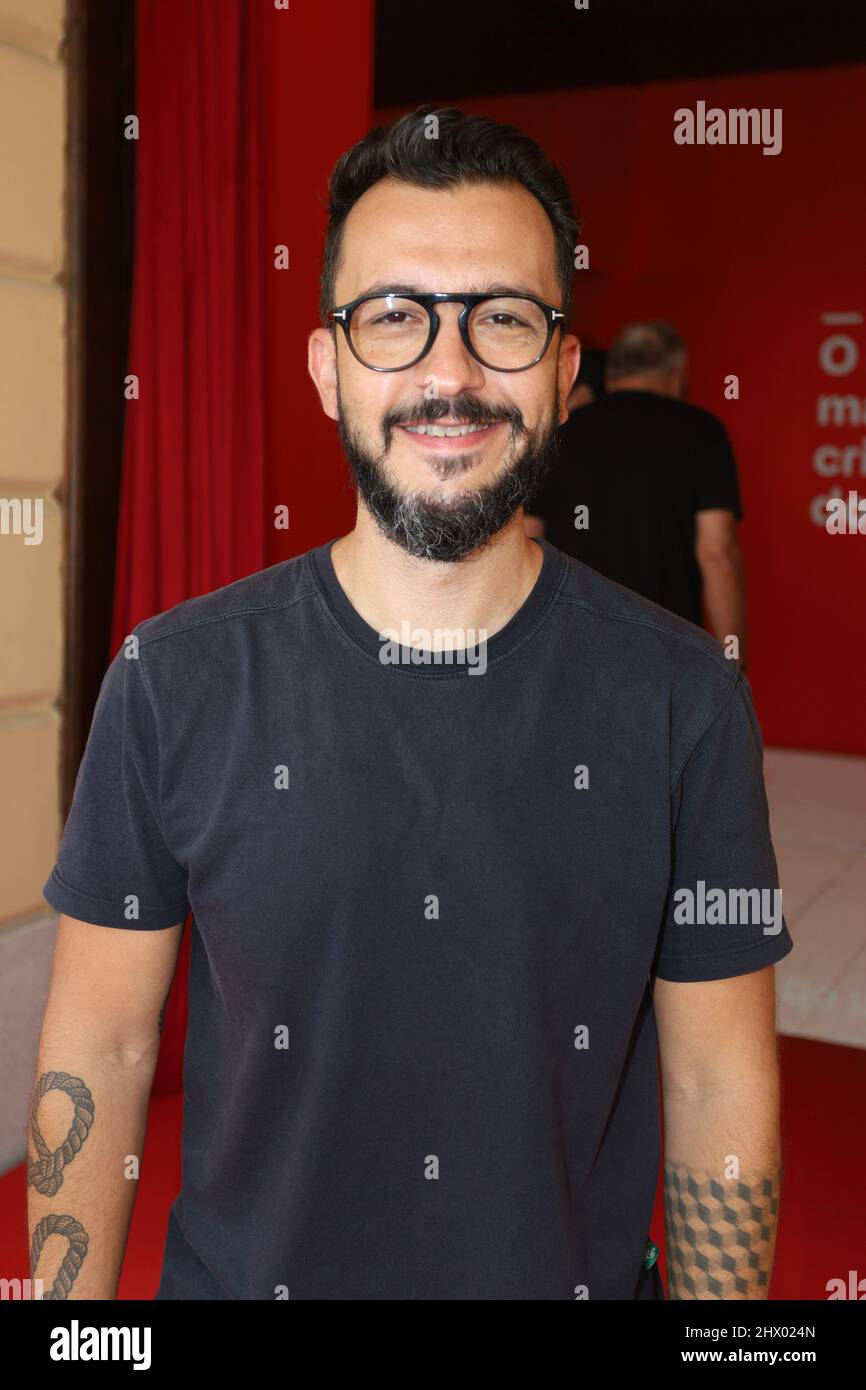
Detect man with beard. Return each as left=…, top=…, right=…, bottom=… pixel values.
left=40, top=106, right=792, bottom=1303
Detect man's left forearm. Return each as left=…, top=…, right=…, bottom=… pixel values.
left=698, top=547, right=748, bottom=673
left=662, top=1087, right=782, bottom=1299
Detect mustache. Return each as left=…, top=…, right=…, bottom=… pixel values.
left=382, top=395, right=526, bottom=434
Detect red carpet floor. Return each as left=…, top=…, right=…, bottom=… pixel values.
left=2, top=1035, right=862, bottom=1299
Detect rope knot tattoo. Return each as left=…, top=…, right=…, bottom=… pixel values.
left=30, top=1214, right=89, bottom=1300
left=28, top=1071, right=95, bottom=1197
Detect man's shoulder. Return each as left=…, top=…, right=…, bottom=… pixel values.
left=129, top=547, right=320, bottom=652
left=551, top=544, right=738, bottom=687
left=657, top=394, right=728, bottom=438
left=600, top=390, right=727, bottom=439
left=548, top=546, right=750, bottom=770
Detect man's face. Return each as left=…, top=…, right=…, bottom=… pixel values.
left=309, top=177, right=579, bottom=561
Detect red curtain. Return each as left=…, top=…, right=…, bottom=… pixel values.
left=112, top=0, right=268, bottom=1091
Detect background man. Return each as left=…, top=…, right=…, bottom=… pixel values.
left=525, top=320, right=748, bottom=668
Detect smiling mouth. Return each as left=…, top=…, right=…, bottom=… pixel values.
left=402, top=420, right=496, bottom=435
left=398, top=421, right=503, bottom=444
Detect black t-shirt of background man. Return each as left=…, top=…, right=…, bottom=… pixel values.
left=529, top=389, right=743, bottom=626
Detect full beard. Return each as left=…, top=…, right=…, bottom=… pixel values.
left=336, top=384, right=562, bottom=563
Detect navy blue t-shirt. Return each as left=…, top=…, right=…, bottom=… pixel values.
left=43, top=537, right=793, bottom=1300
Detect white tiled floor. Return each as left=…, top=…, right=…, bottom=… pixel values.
left=765, top=749, right=866, bottom=1048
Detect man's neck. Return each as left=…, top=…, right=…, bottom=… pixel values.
left=610, top=375, right=672, bottom=396
left=329, top=511, right=544, bottom=650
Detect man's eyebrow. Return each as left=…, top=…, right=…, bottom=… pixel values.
left=353, top=281, right=547, bottom=300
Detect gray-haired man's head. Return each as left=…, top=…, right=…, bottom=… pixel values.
left=604, top=321, right=688, bottom=399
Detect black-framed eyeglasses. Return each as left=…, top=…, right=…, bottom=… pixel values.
left=328, top=291, right=566, bottom=373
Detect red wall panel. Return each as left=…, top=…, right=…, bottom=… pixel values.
left=376, top=70, right=866, bottom=754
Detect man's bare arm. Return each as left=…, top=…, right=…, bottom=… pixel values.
left=653, top=966, right=782, bottom=1299
left=27, top=915, right=183, bottom=1299
left=695, top=509, right=748, bottom=672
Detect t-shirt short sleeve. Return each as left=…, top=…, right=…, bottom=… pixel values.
left=42, top=642, right=190, bottom=930
left=693, top=417, right=743, bottom=521
left=652, top=675, right=793, bottom=982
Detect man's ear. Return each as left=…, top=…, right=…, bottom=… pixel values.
left=308, top=327, right=339, bottom=421
left=558, top=335, right=581, bottom=425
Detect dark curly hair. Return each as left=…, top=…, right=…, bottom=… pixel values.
left=320, top=104, right=580, bottom=332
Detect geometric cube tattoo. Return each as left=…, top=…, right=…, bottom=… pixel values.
left=664, top=1162, right=781, bottom=1299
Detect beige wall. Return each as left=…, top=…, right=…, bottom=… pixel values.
left=0, top=0, right=66, bottom=1173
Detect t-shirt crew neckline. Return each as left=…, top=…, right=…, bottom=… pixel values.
left=307, top=535, right=566, bottom=675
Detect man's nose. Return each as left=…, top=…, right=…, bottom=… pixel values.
left=413, top=304, right=486, bottom=397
